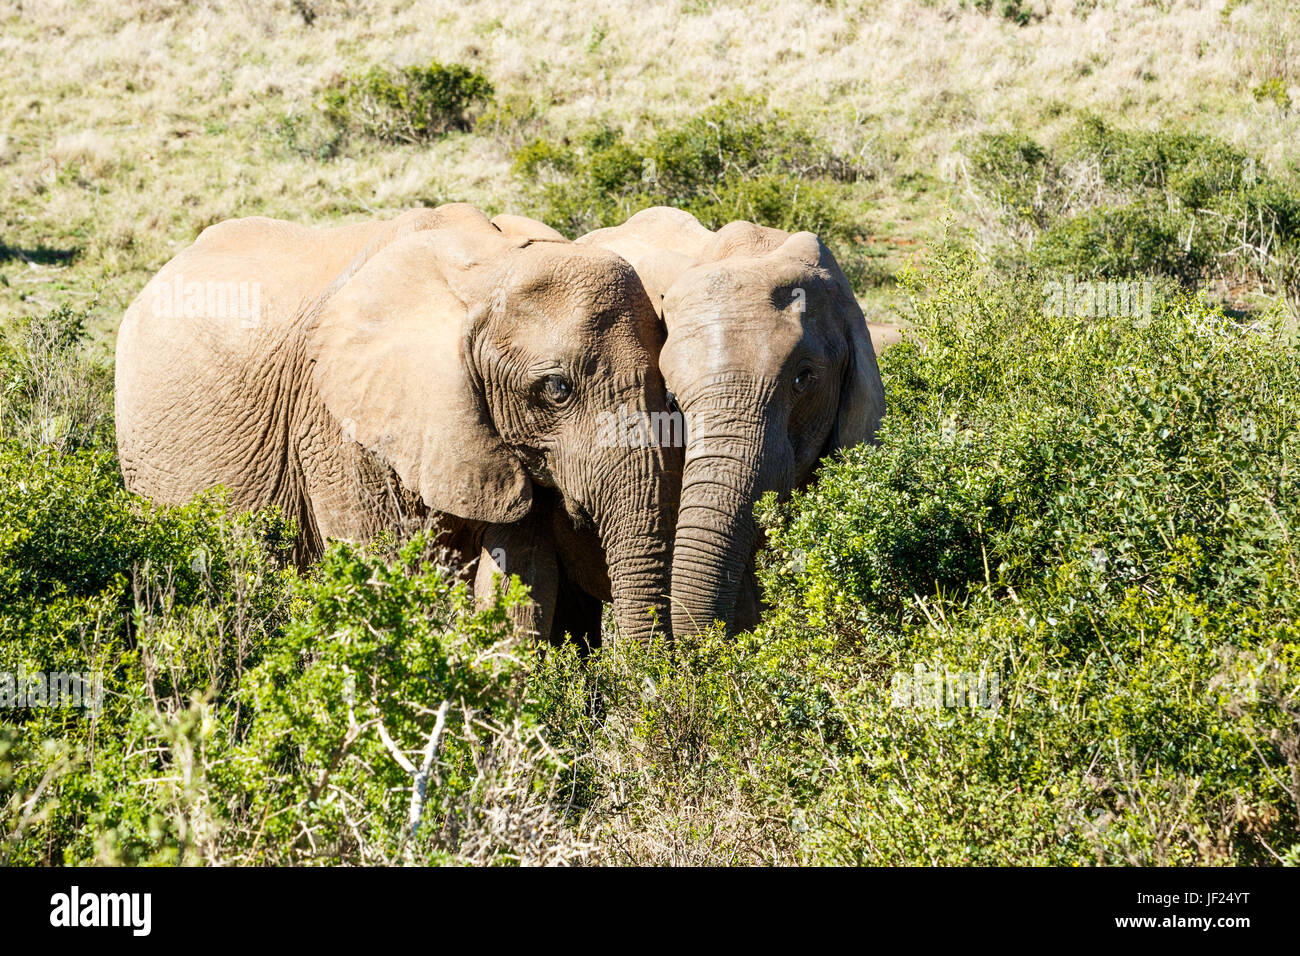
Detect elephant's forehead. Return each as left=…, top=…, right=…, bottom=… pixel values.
left=668, top=253, right=832, bottom=313
left=505, top=243, right=644, bottom=308
left=664, top=274, right=809, bottom=345
left=660, top=309, right=806, bottom=385
left=658, top=261, right=838, bottom=387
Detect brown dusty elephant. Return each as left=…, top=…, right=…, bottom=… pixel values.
left=496, top=207, right=887, bottom=637
left=115, top=204, right=681, bottom=646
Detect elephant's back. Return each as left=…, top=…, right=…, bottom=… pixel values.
left=114, top=221, right=331, bottom=510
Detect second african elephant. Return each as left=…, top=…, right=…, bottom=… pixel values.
left=574, top=207, right=887, bottom=636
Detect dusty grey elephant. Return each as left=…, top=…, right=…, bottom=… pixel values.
left=579, top=208, right=883, bottom=634
left=115, top=204, right=680, bottom=646
left=534, top=207, right=886, bottom=636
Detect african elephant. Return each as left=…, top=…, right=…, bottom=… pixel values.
left=566, top=207, right=887, bottom=636
left=115, top=204, right=681, bottom=645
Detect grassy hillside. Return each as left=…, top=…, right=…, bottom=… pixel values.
left=2, top=0, right=1299, bottom=865
left=2, top=0, right=1297, bottom=336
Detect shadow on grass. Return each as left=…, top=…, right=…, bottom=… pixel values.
left=0, top=241, right=80, bottom=266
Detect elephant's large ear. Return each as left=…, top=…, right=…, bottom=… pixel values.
left=831, top=303, right=887, bottom=450
left=307, top=229, right=532, bottom=523
left=777, top=232, right=887, bottom=452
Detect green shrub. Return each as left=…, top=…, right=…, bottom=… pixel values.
left=961, top=131, right=1061, bottom=228
left=1061, top=116, right=1254, bottom=206
left=526, top=628, right=795, bottom=863
left=0, top=305, right=113, bottom=454
left=0, top=441, right=296, bottom=864
left=230, top=536, right=572, bottom=865
left=320, top=61, right=494, bottom=144
left=1031, top=200, right=1206, bottom=282
left=1251, top=77, right=1292, bottom=110
left=0, top=470, right=576, bottom=864
left=513, top=98, right=866, bottom=242
left=967, top=0, right=1039, bottom=27
left=967, top=118, right=1300, bottom=310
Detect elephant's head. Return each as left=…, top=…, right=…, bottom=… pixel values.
left=307, top=226, right=681, bottom=643
left=604, top=213, right=885, bottom=637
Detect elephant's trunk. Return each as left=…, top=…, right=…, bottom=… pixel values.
left=596, top=443, right=680, bottom=645
left=671, top=387, right=791, bottom=637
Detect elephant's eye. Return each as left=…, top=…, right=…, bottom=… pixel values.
left=793, top=366, right=815, bottom=394
left=541, top=374, right=574, bottom=405
left=665, top=390, right=681, bottom=415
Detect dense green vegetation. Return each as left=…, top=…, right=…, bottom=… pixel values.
left=749, top=246, right=1300, bottom=863
left=3, top=241, right=1296, bottom=864
left=3, top=0, right=1298, bottom=867
left=508, top=97, right=888, bottom=286
left=963, top=119, right=1300, bottom=306
left=276, top=59, right=497, bottom=162
left=511, top=98, right=866, bottom=240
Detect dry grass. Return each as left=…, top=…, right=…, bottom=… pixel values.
left=1, top=0, right=1295, bottom=334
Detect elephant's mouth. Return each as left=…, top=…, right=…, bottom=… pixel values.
left=509, top=441, right=598, bottom=532
left=564, top=497, right=596, bottom=533
left=511, top=444, right=558, bottom=489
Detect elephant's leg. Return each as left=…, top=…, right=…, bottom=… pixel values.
left=550, top=568, right=605, bottom=655
left=474, top=516, right=558, bottom=643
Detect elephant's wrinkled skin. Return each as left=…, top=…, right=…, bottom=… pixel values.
left=115, top=204, right=680, bottom=645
